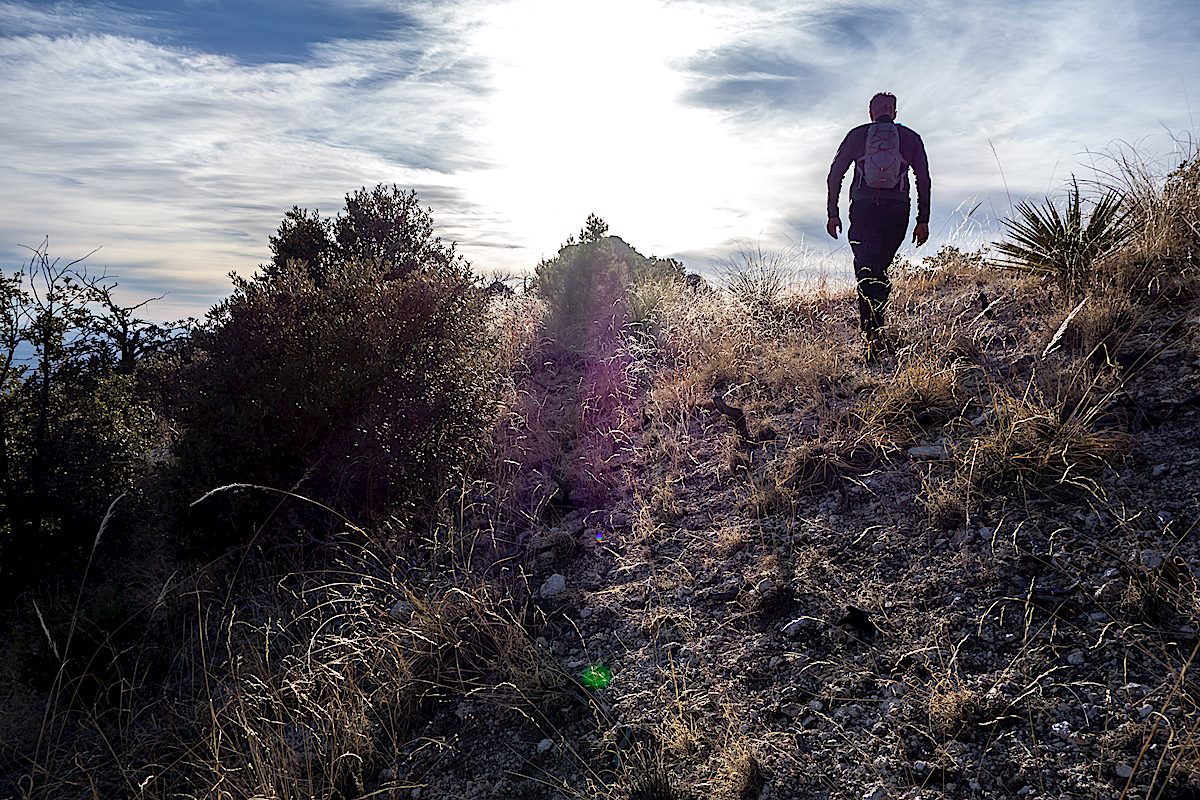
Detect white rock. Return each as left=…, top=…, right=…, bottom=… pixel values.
left=540, top=573, right=566, bottom=598
left=782, top=619, right=807, bottom=638
left=862, top=785, right=888, bottom=800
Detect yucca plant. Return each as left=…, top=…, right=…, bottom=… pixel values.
left=992, top=178, right=1133, bottom=296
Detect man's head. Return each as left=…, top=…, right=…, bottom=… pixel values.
left=869, top=92, right=897, bottom=121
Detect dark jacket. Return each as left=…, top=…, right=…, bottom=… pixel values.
left=827, top=116, right=931, bottom=224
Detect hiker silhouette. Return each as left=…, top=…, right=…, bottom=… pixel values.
left=826, top=92, right=931, bottom=358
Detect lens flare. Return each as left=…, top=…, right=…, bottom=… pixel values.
left=580, top=663, right=613, bottom=689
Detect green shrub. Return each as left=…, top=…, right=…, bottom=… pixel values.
left=170, top=187, right=499, bottom=546
left=533, top=216, right=682, bottom=346
left=0, top=245, right=162, bottom=589
left=266, top=185, right=458, bottom=288
left=992, top=177, right=1133, bottom=296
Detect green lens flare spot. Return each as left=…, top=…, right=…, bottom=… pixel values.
left=580, top=663, right=613, bottom=689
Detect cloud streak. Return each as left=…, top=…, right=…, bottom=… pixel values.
left=0, top=6, right=493, bottom=316
left=0, top=0, right=1197, bottom=317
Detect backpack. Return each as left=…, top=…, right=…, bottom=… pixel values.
left=862, top=122, right=904, bottom=189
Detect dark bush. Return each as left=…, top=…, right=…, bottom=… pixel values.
left=265, top=185, right=457, bottom=288
left=170, top=186, right=499, bottom=547
left=533, top=216, right=683, bottom=346
left=0, top=245, right=162, bottom=589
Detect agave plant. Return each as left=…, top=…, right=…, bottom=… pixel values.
left=993, top=178, right=1133, bottom=295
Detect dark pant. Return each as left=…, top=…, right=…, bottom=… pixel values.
left=848, top=199, right=910, bottom=335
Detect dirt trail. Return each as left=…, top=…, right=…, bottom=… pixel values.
left=499, top=245, right=642, bottom=525
left=465, top=260, right=1200, bottom=800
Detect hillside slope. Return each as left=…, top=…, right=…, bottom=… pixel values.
left=392, top=242, right=1200, bottom=799
left=4, top=222, right=1198, bottom=799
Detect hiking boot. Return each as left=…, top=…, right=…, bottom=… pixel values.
left=875, top=329, right=897, bottom=355
left=862, top=332, right=882, bottom=364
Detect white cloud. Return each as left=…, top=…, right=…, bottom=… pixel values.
left=0, top=0, right=1197, bottom=317
left=0, top=20, right=490, bottom=316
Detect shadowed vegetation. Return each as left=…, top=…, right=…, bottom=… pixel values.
left=3, top=149, right=1200, bottom=799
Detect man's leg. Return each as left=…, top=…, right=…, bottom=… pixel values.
left=848, top=203, right=889, bottom=339
left=849, top=200, right=910, bottom=341
left=856, top=262, right=888, bottom=335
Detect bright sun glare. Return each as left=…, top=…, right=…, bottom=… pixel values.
left=466, top=0, right=772, bottom=257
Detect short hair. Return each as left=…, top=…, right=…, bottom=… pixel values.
left=870, top=92, right=897, bottom=116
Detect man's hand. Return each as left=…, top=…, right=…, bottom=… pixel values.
left=826, top=217, right=842, bottom=239
left=912, top=222, right=929, bottom=246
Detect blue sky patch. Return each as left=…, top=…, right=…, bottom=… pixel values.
left=98, top=0, right=417, bottom=64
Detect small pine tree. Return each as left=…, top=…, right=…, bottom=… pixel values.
left=579, top=213, right=609, bottom=244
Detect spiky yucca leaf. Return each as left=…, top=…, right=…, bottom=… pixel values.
left=992, top=178, right=1133, bottom=295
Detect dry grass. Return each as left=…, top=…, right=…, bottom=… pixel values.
left=918, top=475, right=971, bottom=530
left=860, top=352, right=967, bottom=442
left=777, top=438, right=877, bottom=497
left=887, top=243, right=1077, bottom=374
left=716, top=242, right=801, bottom=312
left=712, top=747, right=764, bottom=800
left=629, top=275, right=686, bottom=331
left=926, top=679, right=981, bottom=737
left=649, top=277, right=851, bottom=413
left=1095, top=151, right=1200, bottom=299
left=491, top=291, right=548, bottom=375
left=762, top=337, right=849, bottom=399
left=14, top=534, right=574, bottom=800
left=892, top=244, right=992, bottom=295
left=952, top=382, right=1132, bottom=502
left=1118, top=555, right=1200, bottom=626
left=1053, top=292, right=1138, bottom=363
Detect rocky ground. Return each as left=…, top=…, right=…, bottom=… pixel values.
left=386, top=254, right=1200, bottom=800
left=8, top=244, right=1195, bottom=800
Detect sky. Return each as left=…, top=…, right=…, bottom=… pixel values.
left=1, top=0, right=1197, bottom=319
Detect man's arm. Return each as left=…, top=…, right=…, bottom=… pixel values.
left=910, top=132, right=931, bottom=226
left=826, top=131, right=855, bottom=231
